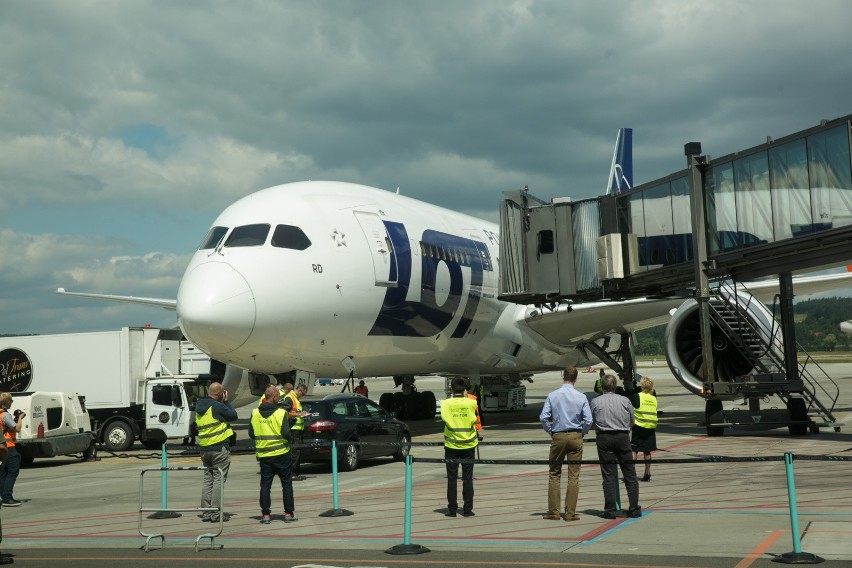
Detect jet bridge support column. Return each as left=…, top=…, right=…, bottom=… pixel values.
left=686, top=142, right=715, bottom=388
left=779, top=272, right=800, bottom=390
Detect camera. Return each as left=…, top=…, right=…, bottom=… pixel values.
left=13, top=409, right=22, bottom=420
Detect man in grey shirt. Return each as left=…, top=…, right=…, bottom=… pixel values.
left=590, top=374, right=641, bottom=519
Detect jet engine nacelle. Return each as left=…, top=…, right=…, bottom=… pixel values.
left=664, top=289, right=782, bottom=398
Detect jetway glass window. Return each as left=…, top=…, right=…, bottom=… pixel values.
left=708, top=162, right=738, bottom=252
left=808, top=125, right=852, bottom=232
left=670, top=176, right=692, bottom=263
left=770, top=138, right=812, bottom=240
left=734, top=153, right=772, bottom=245
left=642, top=182, right=674, bottom=266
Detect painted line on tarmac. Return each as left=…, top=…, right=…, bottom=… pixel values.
left=732, top=529, right=784, bottom=568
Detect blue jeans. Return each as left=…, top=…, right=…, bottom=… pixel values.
left=0, top=446, right=20, bottom=502
left=259, top=452, right=294, bottom=516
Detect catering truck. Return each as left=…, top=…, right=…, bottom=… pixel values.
left=0, top=327, right=224, bottom=452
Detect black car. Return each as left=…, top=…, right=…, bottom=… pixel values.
left=299, top=394, right=411, bottom=472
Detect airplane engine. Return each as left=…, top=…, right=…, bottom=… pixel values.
left=664, top=289, right=781, bottom=397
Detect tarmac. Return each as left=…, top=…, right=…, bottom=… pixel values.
left=2, top=361, right=852, bottom=567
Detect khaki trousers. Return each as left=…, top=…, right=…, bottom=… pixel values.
left=547, top=431, right=584, bottom=516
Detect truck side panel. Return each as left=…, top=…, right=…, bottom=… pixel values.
left=0, top=331, right=130, bottom=409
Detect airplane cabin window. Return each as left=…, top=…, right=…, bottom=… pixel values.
left=224, top=223, right=271, bottom=247
left=271, top=224, right=312, bottom=250
left=198, top=226, right=229, bottom=250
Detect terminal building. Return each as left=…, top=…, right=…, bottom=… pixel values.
left=498, top=115, right=852, bottom=435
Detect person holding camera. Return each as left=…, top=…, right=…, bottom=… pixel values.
left=195, top=382, right=238, bottom=522
left=0, top=393, right=24, bottom=508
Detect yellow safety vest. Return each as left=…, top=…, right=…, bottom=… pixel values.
left=195, top=406, right=234, bottom=447
left=634, top=392, right=658, bottom=429
left=286, top=391, right=304, bottom=431
left=251, top=407, right=290, bottom=458
left=441, top=396, right=478, bottom=450
left=258, top=389, right=287, bottom=406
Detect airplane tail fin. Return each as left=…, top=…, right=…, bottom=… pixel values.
left=605, top=128, right=633, bottom=195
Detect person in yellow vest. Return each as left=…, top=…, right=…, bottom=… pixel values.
left=283, top=383, right=308, bottom=480
left=195, top=382, right=238, bottom=522
left=630, top=377, right=658, bottom=482
left=441, top=377, right=479, bottom=517
left=0, top=393, right=24, bottom=507
left=250, top=386, right=296, bottom=524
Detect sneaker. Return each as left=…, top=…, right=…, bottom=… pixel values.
left=462, top=510, right=475, bottom=517
left=602, top=511, right=617, bottom=519
left=260, top=514, right=271, bottom=524
left=283, top=512, right=298, bottom=522
left=627, top=508, right=642, bottom=518
left=445, top=510, right=457, bottom=517
left=1, top=500, right=21, bottom=507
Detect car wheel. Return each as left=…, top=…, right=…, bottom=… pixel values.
left=393, top=432, right=411, bottom=461
left=340, top=440, right=359, bottom=472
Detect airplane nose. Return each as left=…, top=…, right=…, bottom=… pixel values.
left=177, top=261, right=256, bottom=355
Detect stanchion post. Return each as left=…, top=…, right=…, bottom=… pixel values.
left=773, top=452, right=824, bottom=564
left=148, top=442, right=180, bottom=519
left=320, top=439, right=353, bottom=517
left=385, top=454, right=429, bottom=555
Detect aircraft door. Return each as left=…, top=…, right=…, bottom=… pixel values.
left=354, top=211, right=398, bottom=287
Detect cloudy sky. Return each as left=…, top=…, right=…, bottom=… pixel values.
left=2, top=0, right=852, bottom=335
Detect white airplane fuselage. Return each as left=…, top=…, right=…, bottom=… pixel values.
left=176, top=181, right=587, bottom=379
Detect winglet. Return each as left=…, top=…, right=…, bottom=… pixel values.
left=605, top=128, right=633, bottom=195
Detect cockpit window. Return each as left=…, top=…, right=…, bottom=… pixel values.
left=271, top=224, right=312, bottom=250
left=224, top=224, right=271, bottom=247
left=198, top=226, right=229, bottom=250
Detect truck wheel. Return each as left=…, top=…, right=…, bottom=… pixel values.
left=103, top=421, right=134, bottom=452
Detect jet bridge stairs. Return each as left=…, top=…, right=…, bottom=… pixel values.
left=696, top=281, right=839, bottom=436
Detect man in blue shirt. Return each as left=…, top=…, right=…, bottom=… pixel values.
left=539, top=367, right=592, bottom=521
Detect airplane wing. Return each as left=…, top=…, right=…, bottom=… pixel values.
left=56, top=288, right=177, bottom=310
left=743, top=271, right=852, bottom=302
left=523, top=271, right=852, bottom=348
left=523, top=297, right=684, bottom=347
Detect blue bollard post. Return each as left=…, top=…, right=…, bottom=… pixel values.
left=320, top=439, right=353, bottom=517
left=385, top=454, right=429, bottom=555
left=148, top=441, right=180, bottom=519
left=773, top=452, right=823, bottom=564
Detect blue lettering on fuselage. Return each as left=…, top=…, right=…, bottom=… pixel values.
left=369, top=221, right=492, bottom=338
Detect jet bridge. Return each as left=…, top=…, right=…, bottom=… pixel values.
left=499, top=114, right=852, bottom=435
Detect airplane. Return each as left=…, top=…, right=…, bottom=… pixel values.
left=57, top=132, right=852, bottom=422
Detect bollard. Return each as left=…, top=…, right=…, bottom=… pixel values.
left=148, top=442, right=180, bottom=519
left=385, top=454, right=429, bottom=555
left=320, top=439, right=354, bottom=517
left=773, top=452, right=824, bottom=564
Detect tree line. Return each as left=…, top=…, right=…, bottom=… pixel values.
left=634, top=296, right=852, bottom=356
